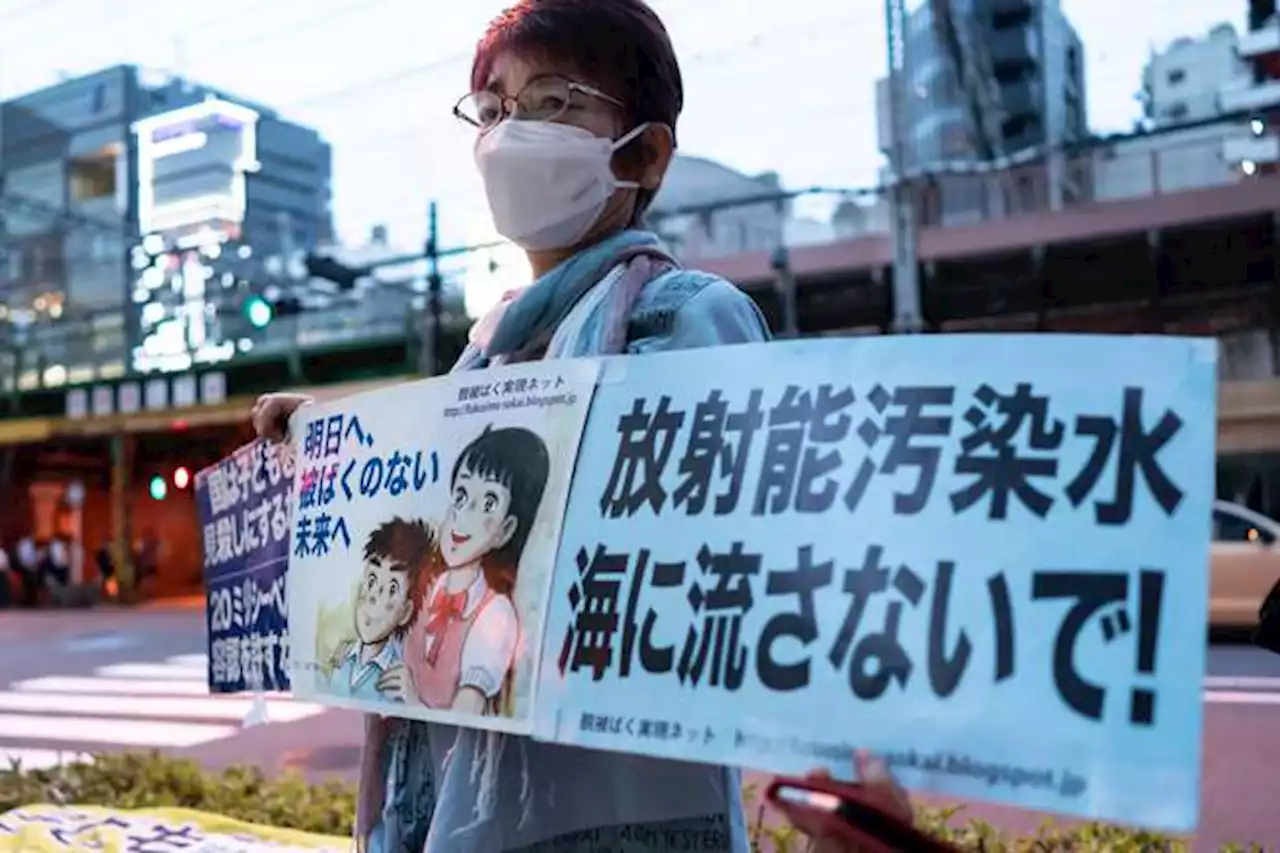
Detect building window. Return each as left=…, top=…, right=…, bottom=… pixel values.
left=1166, top=67, right=1186, bottom=85
left=69, top=152, right=117, bottom=202
left=1164, top=102, right=1189, bottom=122
left=992, top=7, right=1032, bottom=28
left=1001, top=113, right=1041, bottom=142
left=941, top=122, right=970, bottom=157
left=1065, top=101, right=1084, bottom=135
left=993, top=60, right=1030, bottom=85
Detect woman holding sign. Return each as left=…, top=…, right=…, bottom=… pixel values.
left=252, top=1, right=906, bottom=850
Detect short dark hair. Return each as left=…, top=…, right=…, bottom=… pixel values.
left=452, top=424, right=550, bottom=594
left=363, top=517, right=435, bottom=619
left=471, top=0, right=683, bottom=222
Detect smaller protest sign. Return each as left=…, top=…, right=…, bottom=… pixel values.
left=0, top=804, right=347, bottom=852
left=286, top=360, right=600, bottom=735
left=197, top=440, right=295, bottom=694
left=534, top=334, right=1216, bottom=832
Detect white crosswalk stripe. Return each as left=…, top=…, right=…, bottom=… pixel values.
left=0, top=653, right=327, bottom=771
left=2, top=653, right=1275, bottom=773
left=1203, top=675, right=1280, bottom=692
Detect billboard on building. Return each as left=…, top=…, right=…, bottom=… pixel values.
left=129, top=98, right=262, bottom=374
left=133, top=97, right=261, bottom=238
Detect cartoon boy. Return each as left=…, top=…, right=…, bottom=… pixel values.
left=327, top=517, right=434, bottom=702
left=383, top=425, right=549, bottom=715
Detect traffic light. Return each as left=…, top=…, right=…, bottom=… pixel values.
left=243, top=294, right=302, bottom=329
left=149, top=475, right=168, bottom=501
left=244, top=295, right=273, bottom=329
left=304, top=254, right=366, bottom=290
left=173, top=466, right=191, bottom=490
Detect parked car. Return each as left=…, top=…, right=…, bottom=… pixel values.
left=1210, top=499, right=1280, bottom=629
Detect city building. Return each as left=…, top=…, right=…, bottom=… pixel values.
left=1094, top=24, right=1249, bottom=202
left=1217, top=1, right=1280, bottom=386
left=648, top=154, right=788, bottom=260
left=1090, top=122, right=1243, bottom=202
left=785, top=198, right=892, bottom=246
left=1095, top=16, right=1279, bottom=204
left=1142, top=25, right=1251, bottom=127
left=874, top=0, right=1089, bottom=225
left=1222, top=1, right=1280, bottom=174
left=0, top=65, right=332, bottom=383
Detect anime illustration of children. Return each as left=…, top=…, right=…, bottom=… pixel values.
left=327, top=517, right=435, bottom=702
left=377, top=425, right=550, bottom=716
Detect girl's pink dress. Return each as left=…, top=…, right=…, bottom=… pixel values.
left=407, top=578, right=497, bottom=709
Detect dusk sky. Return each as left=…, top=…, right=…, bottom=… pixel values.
left=0, top=0, right=1247, bottom=255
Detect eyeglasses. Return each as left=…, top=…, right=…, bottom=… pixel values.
left=453, top=75, right=624, bottom=131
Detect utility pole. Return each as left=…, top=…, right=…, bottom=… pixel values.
left=885, top=0, right=924, bottom=334
left=770, top=246, right=800, bottom=339
left=419, top=201, right=444, bottom=377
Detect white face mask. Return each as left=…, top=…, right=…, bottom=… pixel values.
left=475, top=120, right=650, bottom=252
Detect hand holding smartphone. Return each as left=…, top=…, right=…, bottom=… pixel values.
left=766, top=773, right=960, bottom=853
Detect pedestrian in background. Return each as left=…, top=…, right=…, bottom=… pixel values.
left=14, top=534, right=40, bottom=608
left=133, top=529, right=160, bottom=593
left=251, top=2, right=906, bottom=850
left=0, top=538, right=12, bottom=609
left=96, top=541, right=120, bottom=600
left=40, top=534, right=82, bottom=607
left=44, top=535, right=70, bottom=588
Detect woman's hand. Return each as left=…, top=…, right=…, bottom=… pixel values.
left=376, top=664, right=419, bottom=705
left=250, top=393, right=314, bottom=443
left=795, top=750, right=913, bottom=853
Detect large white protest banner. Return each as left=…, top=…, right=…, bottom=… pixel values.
left=282, top=334, right=1216, bottom=830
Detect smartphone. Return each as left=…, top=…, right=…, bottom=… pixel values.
left=766, top=775, right=958, bottom=853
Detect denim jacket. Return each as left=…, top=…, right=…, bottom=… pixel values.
left=626, top=269, right=771, bottom=354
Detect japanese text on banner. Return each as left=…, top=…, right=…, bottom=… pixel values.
left=197, top=441, right=296, bottom=693
left=293, top=412, right=439, bottom=560
left=0, top=804, right=348, bottom=852
left=538, top=336, right=1215, bottom=831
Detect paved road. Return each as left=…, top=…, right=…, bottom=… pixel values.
left=0, top=607, right=364, bottom=779
left=0, top=608, right=1277, bottom=850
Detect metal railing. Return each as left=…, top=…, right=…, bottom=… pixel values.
left=0, top=229, right=496, bottom=394
left=649, top=112, right=1272, bottom=267
left=0, top=290, right=474, bottom=396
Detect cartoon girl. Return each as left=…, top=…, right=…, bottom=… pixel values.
left=379, top=424, right=549, bottom=716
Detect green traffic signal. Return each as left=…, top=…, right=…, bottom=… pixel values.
left=149, top=475, right=168, bottom=501
left=245, top=296, right=274, bottom=329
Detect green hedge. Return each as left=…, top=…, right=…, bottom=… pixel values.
left=0, top=752, right=1262, bottom=852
